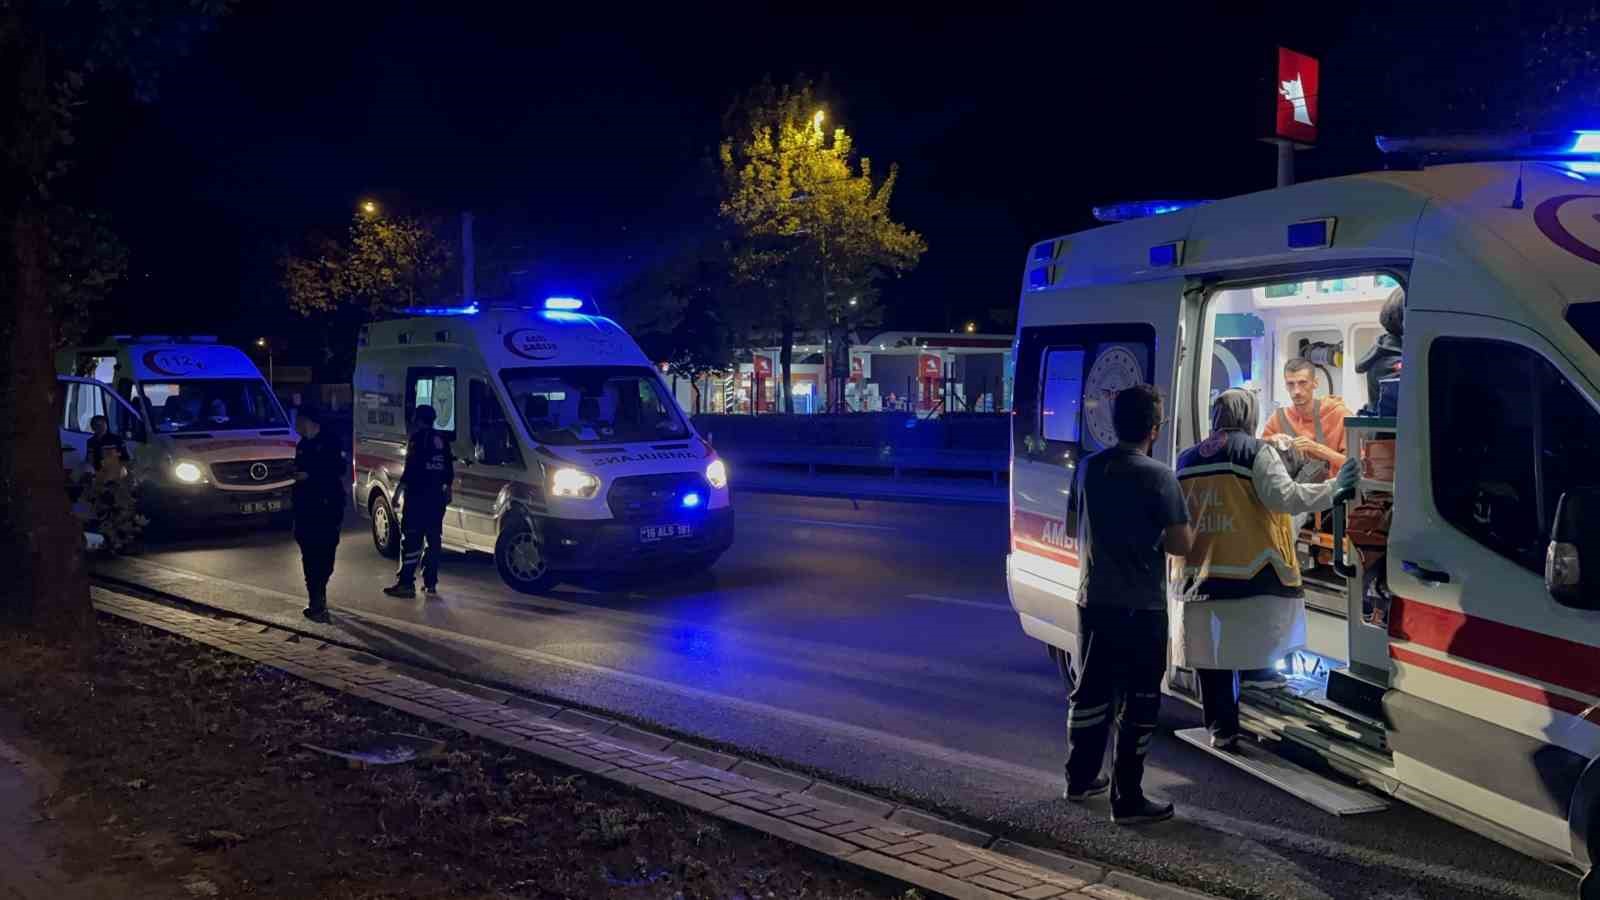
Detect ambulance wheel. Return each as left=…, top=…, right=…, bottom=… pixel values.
left=369, top=493, right=400, bottom=559
left=496, top=520, right=557, bottom=595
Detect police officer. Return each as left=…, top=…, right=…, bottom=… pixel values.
left=292, top=405, right=346, bottom=622
left=385, top=404, right=453, bottom=599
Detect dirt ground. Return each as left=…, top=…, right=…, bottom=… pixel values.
left=0, top=614, right=911, bottom=899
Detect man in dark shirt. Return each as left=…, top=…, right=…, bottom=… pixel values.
left=1064, top=383, right=1193, bottom=825
left=86, top=415, right=128, bottom=474
left=385, top=404, right=454, bottom=599
left=292, top=406, right=346, bottom=622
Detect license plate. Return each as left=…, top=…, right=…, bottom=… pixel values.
left=240, top=500, right=284, bottom=515
left=639, top=523, right=692, bottom=543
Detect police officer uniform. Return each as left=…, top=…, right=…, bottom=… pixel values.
left=386, top=405, right=453, bottom=598
left=292, top=405, right=346, bottom=621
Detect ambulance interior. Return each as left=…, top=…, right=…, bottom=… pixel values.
left=1193, top=273, right=1399, bottom=719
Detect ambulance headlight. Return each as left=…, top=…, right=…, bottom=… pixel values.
left=549, top=467, right=600, bottom=499
left=705, top=458, right=728, bottom=489
left=172, top=460, right=205, bottom=484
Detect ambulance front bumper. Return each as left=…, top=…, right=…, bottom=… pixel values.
left=142, top=480, right=294, bottom=525
left=541, top=508, right=734, bottom=571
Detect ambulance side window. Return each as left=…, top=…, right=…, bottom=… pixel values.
left=406, top=367, right=457, bottom=436
left=470, top=380, right=521, bottom=467
left=1430, top=338, right=1600, bottom=574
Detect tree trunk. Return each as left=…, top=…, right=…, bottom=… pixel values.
left=0, top=24, right=94, bottom=635
left=780, top=317, right=795, bottom=415
left=0, top=200, right=95, bottom=634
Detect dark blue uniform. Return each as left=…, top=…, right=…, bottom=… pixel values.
left=292, top=430, right=346, bottom=613
left=395, top=426, right=453, bottom=590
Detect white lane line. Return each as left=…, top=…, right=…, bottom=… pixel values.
left=747, top=515, right=898, bottom=532
left=908, top=593, right=1010, bottom=611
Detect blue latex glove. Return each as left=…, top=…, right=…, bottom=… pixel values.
left=1331, top=457, right=1361, bottom=504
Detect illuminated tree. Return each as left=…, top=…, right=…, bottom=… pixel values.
left=720, top=80, right=925, bottom=413
left=282, top=210, right=455, bottom=319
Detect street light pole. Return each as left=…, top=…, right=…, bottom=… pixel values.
left=256, top=337, right=273, bottom=387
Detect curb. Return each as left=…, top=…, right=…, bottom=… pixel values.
left=88, top=586, right=1225, bottom=900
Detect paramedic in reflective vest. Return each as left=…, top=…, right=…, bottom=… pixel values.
left=292, top=405, right=346, bottom=623
left=385, top=404, right=453, bottom=599
left=1065, top=384, right=1193, bottom=825
left=1175, top=389, right=1358, bottom=749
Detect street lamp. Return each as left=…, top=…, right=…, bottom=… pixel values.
left=256, top=337, right=273, bottom=386
left=812, top=108, right=826, bottom=129
left=964, top=321, right=977, bottom=334
left=360, top=199, right=379, bottom=217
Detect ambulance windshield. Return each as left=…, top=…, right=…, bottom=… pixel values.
left=138, top=379, right=288, bottom=433
left=501, top=365, right=688, bottom=445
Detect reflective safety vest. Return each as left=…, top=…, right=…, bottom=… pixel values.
left=1175, top=431, right=1302, bottom=600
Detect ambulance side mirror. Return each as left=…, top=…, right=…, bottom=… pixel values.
left=1548, top=487, right=1600, bottom=610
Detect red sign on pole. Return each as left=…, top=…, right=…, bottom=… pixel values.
left=753, top=355, right=772, bottom=377
left=1274, top=47, right=1319, bottom=146
left=849, top=354, right=863, bottom=383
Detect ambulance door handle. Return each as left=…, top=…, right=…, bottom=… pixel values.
left=1401, top=560, right=1452, bottom=585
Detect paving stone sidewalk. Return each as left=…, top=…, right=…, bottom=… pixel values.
left=88, top=586, right=1220, bottom=900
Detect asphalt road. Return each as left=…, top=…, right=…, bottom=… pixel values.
left=97, top=491, right=1574, bottom=900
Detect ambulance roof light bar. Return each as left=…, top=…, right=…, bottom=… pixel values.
left=1375, top=130, right=1600, bottom=164
left=110, top=334, right=218, bottom=343
left=398, top=302, right=480, bottom=317
left=1092, top=199, right=1211, bottom=224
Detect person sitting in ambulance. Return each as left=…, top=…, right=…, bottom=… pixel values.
left=1354, top=287, right=1404, bottom=415
left=1261, top=357, right=1351, bottom=477
left=1174, top=389, right=1359, bottom=750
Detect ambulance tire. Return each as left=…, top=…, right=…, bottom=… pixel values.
left=496, top=519, right=558, bottom=595
left=369, top=493, right=400, bottom=559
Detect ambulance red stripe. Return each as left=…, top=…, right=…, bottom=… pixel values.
left=1389, top=595, right=1600, bottom=703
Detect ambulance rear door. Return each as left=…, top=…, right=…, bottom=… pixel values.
left=1009, top=276, right=1190, bottom=652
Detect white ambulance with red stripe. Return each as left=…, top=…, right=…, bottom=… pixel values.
left=351, top=297, right=733, bottom=594
left=1007, top=133, right=1600, bottom=895
left=57, top=337, right=298, bottom=526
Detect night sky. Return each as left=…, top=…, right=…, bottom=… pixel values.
left=57, top=2, right=1550, bottom=366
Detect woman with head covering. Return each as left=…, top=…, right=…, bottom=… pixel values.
left=1173, top=389, right=1359, bottom=749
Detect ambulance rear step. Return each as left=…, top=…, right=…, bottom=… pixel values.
left=1176, top=727, right=1391, bottom=816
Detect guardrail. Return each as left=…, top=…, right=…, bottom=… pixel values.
left=691, top=413, right=1009, bottom=483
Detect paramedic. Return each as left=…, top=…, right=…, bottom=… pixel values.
left=1065, top=384, right=1193, bottom=825
left=385, top=404, right=453, bottom=599
left=292, top=405, right=345, bottom=623
left=1354, top=288, right=1404, bottom=414
left=1175, top=389, right=1359, bottom=749
left=1262, top=358, right=1351, bottom=473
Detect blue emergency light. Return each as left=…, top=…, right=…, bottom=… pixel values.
left=544, top=297, right=584, bottom=311
left=1148, top=241, right=1183, bottom=268
left=399, top=302, right=480, bottom=316
left=1287, top=218, right=1335, bottom=251
left=1375, top=130, right=1600, bottom=164
left=681, top=492, right=703, bottom=509
left=1092, top=199, right=1210, bottom=224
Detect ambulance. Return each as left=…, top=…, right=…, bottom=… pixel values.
left=56, top=337, right=298, bottom=525
left=352, top=297, right=733, bottom=593
left=1006, top=133, right=1600, bottom=896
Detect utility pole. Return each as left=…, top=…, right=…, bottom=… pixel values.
left=462, top=212, right=475, bottom=302
left=1276, top=141, right=1295, bottom=188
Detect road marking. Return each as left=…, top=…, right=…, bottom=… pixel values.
left=747, top=515, right=898, bottom=532
left=908, top=593, right=1010, bottom=611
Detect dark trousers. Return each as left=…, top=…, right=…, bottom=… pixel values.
left=396, top=502, right=445, bottom=588
left=1063, top=606, right=1167, bottom=808
left=1197, top=668, right=1240, bottom=740
left=296, top=530, right=339, bottom=611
